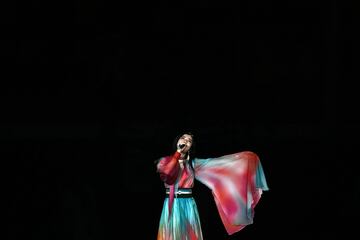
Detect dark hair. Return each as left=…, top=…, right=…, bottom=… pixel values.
left=172, top=132, right=196, bottom=156
left=172, top=132, right=196, bottom=172
left=154, top=132, right=197, bottom=170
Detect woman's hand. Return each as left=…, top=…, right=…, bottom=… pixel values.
left=177, top=143, right=187, bottom=154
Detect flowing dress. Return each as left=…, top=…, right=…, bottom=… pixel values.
left=156, top=151, right=269, bottom=240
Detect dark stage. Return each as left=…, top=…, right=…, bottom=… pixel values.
left=3, top=1, right=358, bottom=240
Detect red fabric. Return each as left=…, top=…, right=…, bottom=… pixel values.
left=157, top=151, right=181, bottom=217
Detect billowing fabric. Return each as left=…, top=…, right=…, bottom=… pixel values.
left=156, top=151, right=269, bottom=239
left=193, top=151, right=269, bottom=234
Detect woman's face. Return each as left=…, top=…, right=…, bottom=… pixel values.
left=177, top=134, right=193, bottom=151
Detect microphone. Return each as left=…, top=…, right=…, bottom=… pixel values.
left=179, top=144, right=185, bottom=149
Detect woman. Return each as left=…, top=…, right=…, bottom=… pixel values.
left=156, top=132, right=269, bottom=240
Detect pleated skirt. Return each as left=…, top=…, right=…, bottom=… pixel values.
left=157, top=197, right=203, bottom=240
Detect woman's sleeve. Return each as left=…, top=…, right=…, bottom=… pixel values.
left=194, top=151, right=269, bottom=235
left=156, top=151, right=181, bottom=185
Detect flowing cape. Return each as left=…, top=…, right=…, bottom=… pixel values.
left=193, top=151, right=269, bottom=235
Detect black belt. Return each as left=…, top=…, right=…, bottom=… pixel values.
left=165, top=188, right=193, bottom=198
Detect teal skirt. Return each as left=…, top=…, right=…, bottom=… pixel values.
left=157, top=197, right=203, bottom=240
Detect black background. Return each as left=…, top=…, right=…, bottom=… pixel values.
left=2, top=1, right=358, bottom=240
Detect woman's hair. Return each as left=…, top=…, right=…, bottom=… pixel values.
left=172, top=132, right=196, bottom=158
left=172, top=132, right=196, bottom=172
left=154, top=132, right=197, bottom=170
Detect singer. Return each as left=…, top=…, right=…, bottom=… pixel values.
left=155, top=132, right=269, bottom=240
